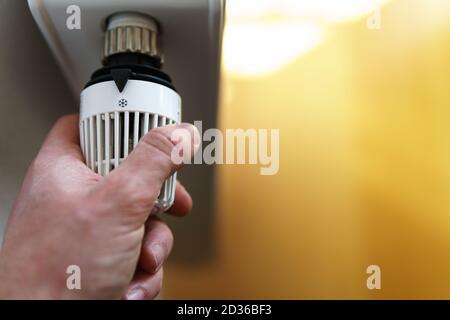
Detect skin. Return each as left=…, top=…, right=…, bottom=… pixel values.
left=0, top=115, right=199, bottom=299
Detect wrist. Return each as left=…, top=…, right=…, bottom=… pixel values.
left=0, top=255, right=78, bottom=299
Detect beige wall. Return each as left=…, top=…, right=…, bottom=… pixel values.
left=164, top=0, right=450, bottom=299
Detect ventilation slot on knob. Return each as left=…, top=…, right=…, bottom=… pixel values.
left=80, top=111, right=177, bottom=210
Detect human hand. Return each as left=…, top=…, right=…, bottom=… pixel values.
left=0, top=115, right=198, bottom=299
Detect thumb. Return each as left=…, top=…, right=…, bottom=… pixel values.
left=95, top=123, right=200, bottom=217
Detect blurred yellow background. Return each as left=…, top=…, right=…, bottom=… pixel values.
left=165, top=0, right=450, bottom=299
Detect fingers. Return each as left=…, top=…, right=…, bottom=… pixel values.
left=166, top=181, right=193, bottom=217
left=97, top=123, right=199, bottom=218
left=139, top=217, right=173, bottom=274
left=124, top=216, right=173, bottom=300
left=125, top=215, right=173, bottom=300
left=39, top=114, right=84, bottom=161
left=124, top=268, right=164, bottom=300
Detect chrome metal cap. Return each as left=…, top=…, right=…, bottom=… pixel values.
left=103, top=13, right=162, bottom=63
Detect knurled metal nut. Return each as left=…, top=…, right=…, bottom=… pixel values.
left=104, top=25, right=161, bottom=60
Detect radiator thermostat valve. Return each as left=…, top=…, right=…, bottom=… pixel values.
left=80, top=12, right=181, bottom=213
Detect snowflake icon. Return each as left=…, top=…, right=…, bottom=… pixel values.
left=118, top=98, right=128, bottom=108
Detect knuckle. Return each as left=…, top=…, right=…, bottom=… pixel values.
left=141, top=127, right=175, bottom=159
left=103, top=173, right=155, bottom=212
left=160, top=223, right=174, bottom=247
left=127, top=192, right=154, bottom=213
left=128, top=185, right=156, bottom=209
left=114, top=188, right=154, bottom=214
left=144, top=253, right=159, bottom=274
left=72, top=197, right=97, bottom=225
left=143, top=221, right=173, bottom=271
left=147, top=220, right=174, bottom=250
